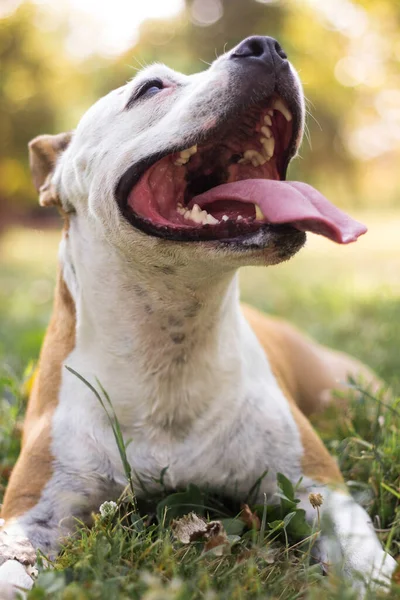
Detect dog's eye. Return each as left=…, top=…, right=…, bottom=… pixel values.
left=126, top=79, right=164, bottom=108
left=138, top=79, right=164, bottom=98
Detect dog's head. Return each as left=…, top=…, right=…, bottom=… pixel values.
left=29, top=36, right=366, bottom=272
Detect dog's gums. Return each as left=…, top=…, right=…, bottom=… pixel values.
left=118, top=95, right=367, bottom=245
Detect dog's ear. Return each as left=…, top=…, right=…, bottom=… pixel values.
left=28, top=132, right=72, bottom=207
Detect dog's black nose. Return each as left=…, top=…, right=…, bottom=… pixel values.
left=231, top=36, right=287, bottom=71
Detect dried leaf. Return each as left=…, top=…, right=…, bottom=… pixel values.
left=171, top=513, right=207, bottom=544
left=240, top=503, right=260, bottom=530
left=171, top=513, right=230, bottom=555
left=202, top=521, right=230, bottom=556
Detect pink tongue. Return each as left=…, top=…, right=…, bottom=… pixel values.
left=191, top=180, right=367, bottom=244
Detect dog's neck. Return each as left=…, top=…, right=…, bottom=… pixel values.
left=60, top=219, right=248, bottom=432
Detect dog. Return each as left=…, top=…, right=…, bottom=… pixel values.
left=0, top=36, right=397, bottom=596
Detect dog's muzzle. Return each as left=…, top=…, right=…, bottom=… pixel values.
left=115, top=37, right=367, bottom=247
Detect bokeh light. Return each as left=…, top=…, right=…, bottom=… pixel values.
left=190, top=0, right=223, bottom=26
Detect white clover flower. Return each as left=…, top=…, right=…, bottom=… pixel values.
left=99, top=501, right=118, bottom=518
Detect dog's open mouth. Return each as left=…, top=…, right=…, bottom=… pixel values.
left=117, top=96, right=366, bottom=245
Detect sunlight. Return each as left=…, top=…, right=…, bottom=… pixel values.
left=5, top=0, right=184, bottom=58
left=67, top=0, right=184, bottom=56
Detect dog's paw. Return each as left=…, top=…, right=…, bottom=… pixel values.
left=362, top=552, right=398, bottom=595
left=0, top=530, right=36, bottom=568
left=0, top=530, right=36, bottom=597
left=0, top=560, right=35, bottom=598
left=0, top=581, right=21, bottom=600
left=316, top=534, right=397, bottom=598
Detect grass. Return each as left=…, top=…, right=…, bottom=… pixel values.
left=0, top=214, right=400, bottom=599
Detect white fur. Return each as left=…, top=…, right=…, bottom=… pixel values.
left=0, top=524, right=36, bottom=597
left=0, top=561, right=33, bottom=597
left=299, top=488, right=397, bottom=596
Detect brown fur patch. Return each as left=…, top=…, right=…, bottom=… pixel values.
left=242, top=304, right=378, bottom=414
left=29, top=132, right=72, bottom=207
left=243, top=304, right=343, bottom=485
left=1, top=269, right=76, bottom=519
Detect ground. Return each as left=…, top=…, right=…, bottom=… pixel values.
left=0, top=212, right=399, bottom=599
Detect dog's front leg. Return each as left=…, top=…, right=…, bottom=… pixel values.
left=298, top=487, right=397, bottom=596
left=291, top=404, right=397, bottom=596
left=0, top=416, right=117, bottom=595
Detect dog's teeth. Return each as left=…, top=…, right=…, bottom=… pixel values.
left=184, top=210, right=201, bottom=223
left=174, top=145, right=198, bottom=166
left=272, top=98, right=292, bottom=122
left=185, top=205, right=203, bottom=224
left=238, top=151, right=252, bottom=165
left=263, top=115, right=272, bottom=126
left=267, top=109, right=274, bottom=117
left=237, top=215, right=243, bottom=221
left=222, top=215, right=229, bottom=221
left=260, top=138, right=270, bottom=157
left=182, top=203, right=218, bottom=226
left=261, top=137, right=275, bottom=158
left=243, top=149, right=266, bottom=167
left=206, top=213, right=219, bottom=225
left=243, top=150, right=257, bottom=161
left=255, top=205, right=264, bottom=220
left=181, top=145, right=197, bottom=158
left=261, top=126, right=272, bottom=138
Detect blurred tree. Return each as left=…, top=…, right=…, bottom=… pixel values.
left=0, top=2, right=104, bottom=226
left=0, top=3, right=51, bottom=223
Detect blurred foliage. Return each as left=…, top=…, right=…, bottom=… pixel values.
left=0, top=2, right=95, bottom=225
left=0, top=0, right=400, bottom=224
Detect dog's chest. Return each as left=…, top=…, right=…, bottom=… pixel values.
left=53, top=364, right=304, bottom=501
left=53, top=309, right=304, bottom=502
left=123, top=394, right=304, bottom=500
